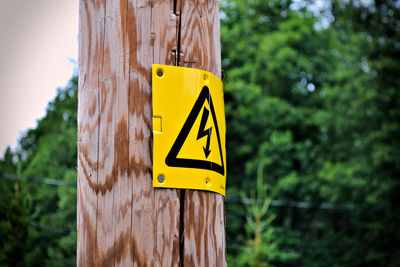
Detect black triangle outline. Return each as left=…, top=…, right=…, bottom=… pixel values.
left=165, top=86, right=225, bottom=175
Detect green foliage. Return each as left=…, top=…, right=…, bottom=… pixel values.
left=222, top=0, right=399, bottom=266
left=0, top=182, right=30, bottom=266
left=235, top=163, right=299, bottom=267
left=0, top=77, right=77, bottom=266
left=46, top=170, right=77, bottom=266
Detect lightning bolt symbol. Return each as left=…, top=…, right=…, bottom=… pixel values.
left=197, top=107, right=212, bottom=158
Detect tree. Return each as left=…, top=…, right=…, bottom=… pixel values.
left=221, top=1, right=336, bottom=264
left=0, top=77, right=78, bottom=265
left=222, top=0, right=400, bottom=265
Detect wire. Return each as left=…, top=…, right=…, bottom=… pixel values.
left=1, top=173, right=356, bottom=211
left=1, top=173, right=75, bottom=186
left=225, top=196, right=357, bottom=211
left=29, top=222, right=76, bottom=234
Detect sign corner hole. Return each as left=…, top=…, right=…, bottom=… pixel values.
left=158, top=174, right=165, bottom=183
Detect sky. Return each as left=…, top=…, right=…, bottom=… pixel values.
left=0, top=0, right=79, bottom=156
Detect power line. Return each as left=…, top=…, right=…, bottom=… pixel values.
left=1, top=173, right=75, bottom=186
left=1, top=173, right=356, bottom=211
left=225, top=196, right=357, bottom=211
left=29, top=222, right=76, bottom=234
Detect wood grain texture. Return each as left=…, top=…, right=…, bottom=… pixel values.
left=77, top=1, right=105, bottom=265
left=152, top=1, right=181, bottom=266
left=78, top=0, right=181, bottom=266
left=78, top=0, right=225, bottom=266
left=178, top=0, right=226, bottom=266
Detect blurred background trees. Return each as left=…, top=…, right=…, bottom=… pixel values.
left=0, top=78, right=77, bottom=266
left=0, top=0, right=399, bottom=266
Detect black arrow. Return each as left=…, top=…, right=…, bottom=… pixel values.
left=197, top=107, right=212, bottom=158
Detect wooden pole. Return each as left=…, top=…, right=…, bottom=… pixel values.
left=77, top=0, right=225, bottom=266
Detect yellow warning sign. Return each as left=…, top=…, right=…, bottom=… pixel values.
left=152, top=64, right=226, bottom=196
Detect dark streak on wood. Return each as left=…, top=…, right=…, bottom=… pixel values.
left=179, top=189, right=185, bottom=266
left=179, top=0, right=226, bottom=266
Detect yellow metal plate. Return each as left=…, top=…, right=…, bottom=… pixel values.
left=152, top=64, right=226, bottom=196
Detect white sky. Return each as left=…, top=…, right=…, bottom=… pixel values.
left=0, top=0, right=79, bottom=156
